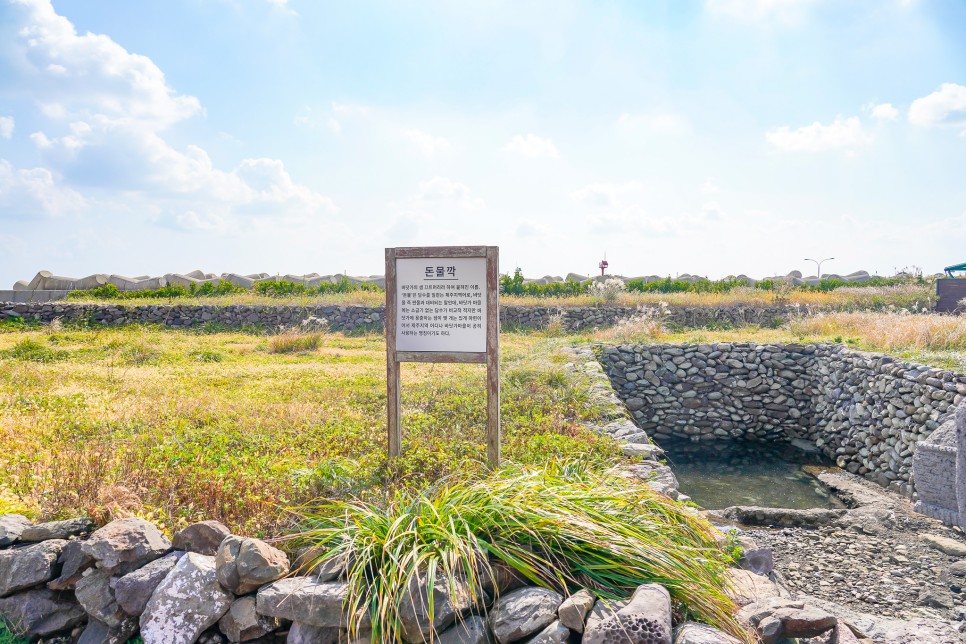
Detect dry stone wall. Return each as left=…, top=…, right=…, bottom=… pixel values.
left=598, top=342, right=966, bottom=496
left=0, top=514, right=740, bottom=643
left=0, top=301, right=816, bottom=331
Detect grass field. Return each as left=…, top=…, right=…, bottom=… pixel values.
left=61, top=282, right=935, bottom=311
left=0, top=324, right=619, bottom=537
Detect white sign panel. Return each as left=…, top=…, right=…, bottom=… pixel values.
left=396, top=257, right=487, bottom=352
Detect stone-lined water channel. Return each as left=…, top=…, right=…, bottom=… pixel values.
left=658, top=439, right=843, bottom=510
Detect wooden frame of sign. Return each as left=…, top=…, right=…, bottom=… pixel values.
left=385, top=246, right=500, bottom=467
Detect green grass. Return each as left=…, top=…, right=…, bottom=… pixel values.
left=0, top=623, right=28, bottom=644
left=290, top=461, right=747, bottom=642
left=0, top=325, right=619, bottom=537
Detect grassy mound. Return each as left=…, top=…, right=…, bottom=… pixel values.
left=291, top=461, right=746, bottom=641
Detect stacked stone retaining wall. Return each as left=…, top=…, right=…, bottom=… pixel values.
left=0, top=301, right=816, bottom=331
left=599, top=342, right=966, bottom=496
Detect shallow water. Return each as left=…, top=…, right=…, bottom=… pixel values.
left=660, top=439, right=845, bottom=510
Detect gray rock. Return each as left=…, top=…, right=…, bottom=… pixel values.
left=172, top=520, right=230, bottom=556
left=75, top=568, right=124, bottom=627
left=738, top=548, right=773, bottom=576
left=48, top=539, right=95, bottom=590
left=771, top=605, right=836, bottom=639
left=0, top=538, right=66, bottom=597
left=557, top=588, right=595, bottom=633
left=480, top=561, right=528, bottom=596
left=115, top=551, right=185, bottom=616
left=139, top=552, right=234, bottom=644
left=286, top=622, right=340, bottom=644
left=20, top=517, right=94, bottom=542
left=216, top=535, right=289, bottom=595
left=81, top=517, right=171, bottom=575
left=722, top=506, right=846, bottom=529
left=218, top=595, right=279, bottom=642
left=292, top=547, right=348, bottom=582
left=583, top=584, right=672, bottom=644
left=489, top=587, right=563, bottom=644
left=256, top=577, right=349, bottom=628
left=674, top=622, right=741, bottom=644
left=0, top=514, right=31, bottom=546
left=77, top=616, right=140, bottom=644
left=583, top=599, right=627, bottom=634
left=920, top=533, right=966, bottom=557
left=436, top=615, right=492, bottom=644
left=525, top=620, right=570, bottom=643
left=0, top=587, right=86, bottom=638
left=398, top=572, right=475, bottom=642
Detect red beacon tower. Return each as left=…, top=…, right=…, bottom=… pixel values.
left=598, top=256, right=609, bottom=277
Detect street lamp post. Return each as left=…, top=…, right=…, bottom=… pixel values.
left=804, top=257, right=834, bottom=280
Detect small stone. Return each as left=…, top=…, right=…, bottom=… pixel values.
left=489, top=587, right=563, bottom=644
left=921, top=534, right=966, bottom=558
left=771, top=606, right=836, bottom=639
left=557, top=588, right=595, bottom=633
left=526, top=620, right=571, bottom=643
left=75, top=568, right=124, bottom=627
left=81, top=517, right=171, bottom=575
left=20, top=517, right=94, bottom=542
left=216, top=535, right=289, bottom=595
left=0, top=588, right=87, bottom=638
left=218, top=595, right=279, bottom=642
left=114, top=551, right=185, bottom=617
left=172, top=520, right=230, bottom=556
left=436, top=615, right=491, bottom=644
left=47, top=539, right=95, bottom=590
left=286, top=622, right=340, bottom=644
left=583, top=584, right=672, bottom=644
left=139, top=552, right=233, bottom=644
left=0, top=514, right=31, bottom=546
left=0, top=539, right=66, bottom=597
left=255, top=577, right=349, bottom=628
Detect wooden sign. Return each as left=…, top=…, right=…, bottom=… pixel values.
left=385, top=246, right=500, bottom=467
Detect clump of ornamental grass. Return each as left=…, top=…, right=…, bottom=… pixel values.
left=288, top=461, right=746, bottom=642
left=268, top=330, right=324, bottom=354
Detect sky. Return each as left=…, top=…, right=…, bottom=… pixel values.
left=1, top=0, right=965, bottom=287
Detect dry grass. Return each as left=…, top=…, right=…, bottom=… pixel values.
left=587, top=310, right=966, bottom=371
left=0, top=325, right=618, bottom=536
left=268, top=330, right=324, bottom=354
left=505, top=284, right=934, bottom=309
left=65, top=290, right=387, bottom=307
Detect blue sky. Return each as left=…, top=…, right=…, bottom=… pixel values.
left=1, top=0, right=965, bottom=286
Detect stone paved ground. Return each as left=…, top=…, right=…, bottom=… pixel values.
left=741, top=471, right=966, bottom=638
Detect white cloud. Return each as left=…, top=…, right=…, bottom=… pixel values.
left=4, top=0, right=335, bottom=230
left=706, top=0, right=817, bottom=23
left=869, top=103, right=899, bottom=122
left=404, top=129, right=450, bottom=157
left=908, top=83, right=966, bottom=128
left=0, top=159, right=85, bottom=218
left=0, top=117, right=13, bottom=139
left=9, top=0, right=201, bottom=128
left=413, top=176, right=483, bottom=209
left=701, top=179, right=721, bottom=194
left=570, top=181, right=643, bottom=208
left=766, top=116, right=872, bottom=152
left=615, top=111, right=690, bottom=135
left=504, top=134, right=559, bottom=159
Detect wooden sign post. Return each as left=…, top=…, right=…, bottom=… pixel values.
left=385, top=246, right=500, bottom=467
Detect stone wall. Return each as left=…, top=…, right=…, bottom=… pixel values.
left=598, top=342, right=966, bottom=496
left=0, top=514, right=737, bottom=642
left=0, top=301, right=814, bottom=331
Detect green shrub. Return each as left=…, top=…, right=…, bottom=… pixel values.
left=290, top=461, right=744, bottom=641
left=1, top=339, right=68, bottom=363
